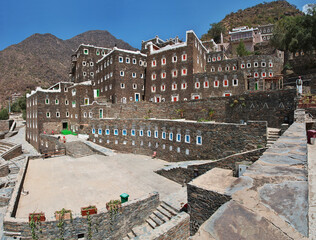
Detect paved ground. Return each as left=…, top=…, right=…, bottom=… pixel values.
left=7, top=126, right=39, bottom=156
left=308, top=143, right=316, bottom=239
left=16, top=153, right=186, bottom=219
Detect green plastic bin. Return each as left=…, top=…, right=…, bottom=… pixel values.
left=120, top=193, right=129, bottom=203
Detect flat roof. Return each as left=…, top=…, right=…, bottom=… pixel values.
left=16, top=153, right=184, bottom=218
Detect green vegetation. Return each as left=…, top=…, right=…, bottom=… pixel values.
left=201, top=22, right=226, bottom=43
left=0, top=108, right=9, bottom=120
left=271, top=10, right=316, bottom=54
left=236, top=40, right=250, bottom=57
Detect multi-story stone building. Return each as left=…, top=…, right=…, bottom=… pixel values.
left=93, top=47, right=147, bottom=103
left=26, top=29, right=285, bottom=151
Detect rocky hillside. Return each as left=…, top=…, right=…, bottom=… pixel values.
left=202, top=0, right=303, bottom=41
left=0, top=30, right=136, bottom=106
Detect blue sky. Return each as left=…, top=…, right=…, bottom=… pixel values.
left=0, top=0, right=313, bottom=50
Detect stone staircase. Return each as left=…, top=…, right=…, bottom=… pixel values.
left=267, top=128, right=281, bottom=147
left=7, top=155, right=25, bottom=174
left=0, top=142, right=14, bottom=156
left=65, top=141, right=96, bottom=158
left=123, top=201, right=179, bottom=239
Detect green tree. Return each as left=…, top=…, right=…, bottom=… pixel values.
left=236, top=40, right=249, bottom=56
left=201, top=22, right=226, bottom=43
left=271, top=11, right=316, bottom=53
left=0, top=108, right=9, bottom=120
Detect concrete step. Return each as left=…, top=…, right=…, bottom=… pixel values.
left=149, top=213, right=164, bottom=226
left=160, top=201, right=179, bottom=216
left=153, top=210, right=169, bottom=223
left=122, top=237, right=129, bottom=240
left=127, top=231, right=136, bottom=238
left=146, top=217, right=158, bottom=229
left=131, top=222, right=152, bottom=236
left=156, top=206, right=173, bottom=219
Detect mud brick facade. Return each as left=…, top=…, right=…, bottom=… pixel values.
left=79, top=118, right=267, bottom=162
left=94, top=48, right=147, bottom=103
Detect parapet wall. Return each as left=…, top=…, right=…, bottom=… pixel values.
left=82, top=89, right=296, bottom=128
left=83, top=119, right=267, bottom=162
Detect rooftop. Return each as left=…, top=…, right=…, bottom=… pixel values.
left=15, top=153, right=185, bottom=219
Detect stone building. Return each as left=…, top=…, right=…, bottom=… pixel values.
left=94, top=47, right=147, bottom=103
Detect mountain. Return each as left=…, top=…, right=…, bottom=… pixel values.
left=201, top=0, right=303, bottom=41
left=0, top=30, right=136, bottom=106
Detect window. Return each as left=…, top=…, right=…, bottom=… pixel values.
left=139, top=130, right=143, bottom=136
left=269, top=62, right=273, bottom=67
left=212, top=57, right=216, bottom=62
left=181, top=82, right=187, bottom=90
left=214, top=80, right=219, bottom=88
left=154, top=130, right=158, bottom=138
left=132, top=58, right=136, bottom=64
left=152, top=73, right=156, bottom=80
left=162, top=132, right=166, bottom=139
left=89, top=112, right=92, bottom=118
left=172, top=95, right=179, bottom=102
left=204, top=81, right=209, bottom=88
left=269, top=72, right=273, bottom=77
left=172, top=70, right=177, bottom=78
left=132, top=72, right=136, bottom=78
left=92, top=128, right=95, bottom=134
left=161, top=58, right=166, bottom=65
left=114, top=129, right=118, bottom=135
left=195, top=82, right=200, bottom=89
left=181, top=69, right=187, bottom=76
left=176, top=133, right=181, bottom=142
left=261, top=62, right=266, bottom=67
left=169, top=132, right=173, bottom=141
left=241, top=64, right=245, bottom=69
left=98, top=129, right=102, bottom=135
left=225, top=66, right=230, bottom=71
left=106, top=129, right=110, bottom=135
left=217, top=56, right=221, bottom=61
left=84, top=49, right=89, bottom=55
left=254, top=72, right=259, bottom=78
left=66, top=111, right=69, bottom=117
left=182, top=54, right=187, bottom=61
left=84, top=98, right=89, bottom=105
left=161, top=84, right=166, bottom=91
left=119, top=56, right=123, bottom=63
left=151, top=85, right=156, bottom=93
left=254, top=62, right=258, bottom=67
left=126, top=58, right=130, bottom=64
left=139, top=60, right=143, bottom=66
left=120, top=71, right=124, bottom=76
left=90, top=62, right=94, bottom=67
left=196, top=136, right=202, bottom=145
left=122, top=129, right=127, bottom=135
left=172, top=83, right=177, bottom=90
left=218, top=67, right=222, bottom=72
left=131, top=129, right=135, bottom=136
left=90, top=72, right=94, bottom=76
left=72, top=89, right=76, bottom=96
left=152, top=60, right=156, bottom=67
left=261, top=72, right=266, bottom=77
left=133, top=84, right=137, bottom=89
left=185, top=135, right=190, bottom=143
left=172, top=56, right=177, bottom=63
left=147, top=130, right=151, bottom=137
left=161, top=72, right=166, bottom=79
left=45, top=98, right=49, bottom=104
left=56, top=112, right=60, bottom=118
left=233, top=79, right=238, bottom=86
left=223, top=79, right=229, bottom=87
left=121, top=83, right=125, bottom=89
left=82, top=61, right=86, bottom=66
left=96, top=50, right=100, bottom=55
left=83, top=72, right=87, bottom=76
left=233, top=65, right=237, bottom=70
left=247, top=63, right=251, bottom=68
left=192, top=94, right=200, bottom=100
left=224, top=93, right=232, bottom=97
left=84, top=112, right=87, bottom=118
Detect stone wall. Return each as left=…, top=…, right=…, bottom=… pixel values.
left=1, top=144, right=22, bottom=161
left=82, top=119, right=267, bottom=162
left=187, top=184, right=231, bottom=235
left=156, top=148, right=266, bottom=184
left=0, top=120, right=13, bottom=132
left=81, top=89, right=296, bottom=128
left=4, top=192, right=160, bottom=239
